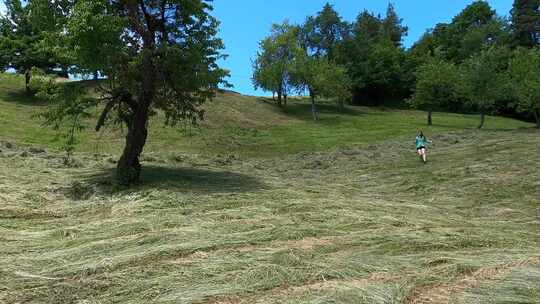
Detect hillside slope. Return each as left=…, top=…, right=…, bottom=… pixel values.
left=1, top=129, right=539, bottom=303
left=1, top=73, right=539, bottom=303
left=0, top=73, right=532, bottom=157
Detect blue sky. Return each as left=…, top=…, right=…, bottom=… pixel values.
left=212, top=0, right=514, bottom=96
left=1, top=1, right=514, bottom=96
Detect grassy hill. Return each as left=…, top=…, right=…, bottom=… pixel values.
left=1, top=73, right=539, bottom=303
left=0, top=74, right=531, bottom=157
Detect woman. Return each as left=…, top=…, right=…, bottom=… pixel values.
left=415, top=131, right=429, bottom=163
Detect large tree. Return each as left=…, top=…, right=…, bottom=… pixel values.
left=302, top=3, right=348, bottom=60
left=412, top=1, right=509, bottom=64
left=382, top=3, right=408, bottom=48
left=300, top=4, right=350, bottom=111
left=511, top=0, right=540, bottom=47
left=337, top=6, right=408, bottom=105
left=38, top=0, right=228, bottom=185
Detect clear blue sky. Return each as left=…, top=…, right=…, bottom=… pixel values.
left=1, top=1, right=514, bottom=96
left=212, top=0, right=513, bottom=96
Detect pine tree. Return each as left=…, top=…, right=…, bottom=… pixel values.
left=511, top=0, right=540, bottom=47
left=382, top=3, right=408, bottom=47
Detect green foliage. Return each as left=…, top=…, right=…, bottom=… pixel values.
left=409, top=58, right=463, bottom=122
left=302, top=3, right=349, bottom=60
left=337, top=6, right=409, bottom=104
left=411, top=1, right=509, bottom=64
left=509, top=47, right=540, bottom=127
left=461, top=46, right=513, bottom=127
left=0, top=0, right=58, bottom=90
left=382, top=3, right=408, bottom=48
left=511, top=0, right=540, bottom=47
left=31, top=0, right=229, bottom=184
left=252, top=21, right=300, bottom=105
left=292, top=51, right=350, bottom=102
left=31, top=71, right=95, bottom=163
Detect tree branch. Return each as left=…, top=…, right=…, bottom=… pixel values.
left=95, top=99, right=116, bottom=132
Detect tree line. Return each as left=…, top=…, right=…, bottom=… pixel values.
left=252, top=1, right=540, bottom=127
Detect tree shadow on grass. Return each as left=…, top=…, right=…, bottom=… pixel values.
left=83, top=165, right=266, bottom=194
left=257, top=97, right=366, bottom=121
left=1, top=89, right=48, bottom=106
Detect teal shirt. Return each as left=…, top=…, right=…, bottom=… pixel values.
left=415, top=136, right=427, bottom=149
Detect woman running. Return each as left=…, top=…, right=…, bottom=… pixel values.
left=415, top=131, right=429, bottom=163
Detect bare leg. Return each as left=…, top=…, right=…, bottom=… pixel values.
left=421, top=148, right=427, bottom=163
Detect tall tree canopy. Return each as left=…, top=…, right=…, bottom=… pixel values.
left=382, top=3, right=408, bottom=48
left=302, top=3, right=349, bottom=60
left=411, top=1, right=509, bottom=64
left=252, top=21, right=299, bottom=107
left=511, top=0, right=540, bottom=47
left=338, top=6, right=408, bottom=105
left=37, top=0, right=229, bottom=184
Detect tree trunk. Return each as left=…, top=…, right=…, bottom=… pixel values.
left=478, top=112, right=485, bottom=129
left=427, top=110, right=433, bottom=126
left=25, top=70, right=31, bottom=95
left=272, top=92, right=275, bottom=101
left=116, top=43, right=155, bottom=185
left=283, top=94, right=287, bottom=108
left=93, top=71, right=99, bottom=81
left=310, top=91, right=319, bottom=121
left=277, top=90, right=282, bottom=107
left=534, top=109, right=540, bottom=129
left=116, top=108, right=149, bottom=185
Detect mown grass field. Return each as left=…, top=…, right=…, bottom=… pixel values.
left=1, top=73, right=539, bottom=303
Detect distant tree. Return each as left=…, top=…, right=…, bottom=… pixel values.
left=299, top=6, right=350, bottom=113
left=302, top=3, right=348, bottom=60
left=35, top=0, right=229, bottom=185
left=252, top=21, right=299, bottom=107
left=511, top=0, right=540, bottom=47
left=409, top=58, right=463, bottom=125
left=412, top=1, right=509, bottom=64
left=509, top=47, right=540, bottom=128
left=382, top=3, right=408, bottom=47
left=291, top=50, right=350, bottom=120
left=461, top=46, right=513, bottom=129
left=0, top=0, right=56, bottom=93
left=26, top=0, right=76, bottom=78
left=337, top=7, right=409, bottom=105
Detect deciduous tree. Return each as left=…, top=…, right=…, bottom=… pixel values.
left=38, top=0, right=229, bottom=185
left=252, top=21, right=299, bottom=107
left=409, top=58, right=463, bottom=125
left=0, top=0, right=57, bottom=93
left=509, top=47, right=540, bottom=128
left=461, top=46, right=512, bottom=129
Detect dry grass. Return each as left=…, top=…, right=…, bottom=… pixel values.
left=1, top=128, right=539, bottom=303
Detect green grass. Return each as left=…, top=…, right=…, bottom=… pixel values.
left=1, top=73, right=539, bottom=303
left=0, top=73, right=530, bottom=158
